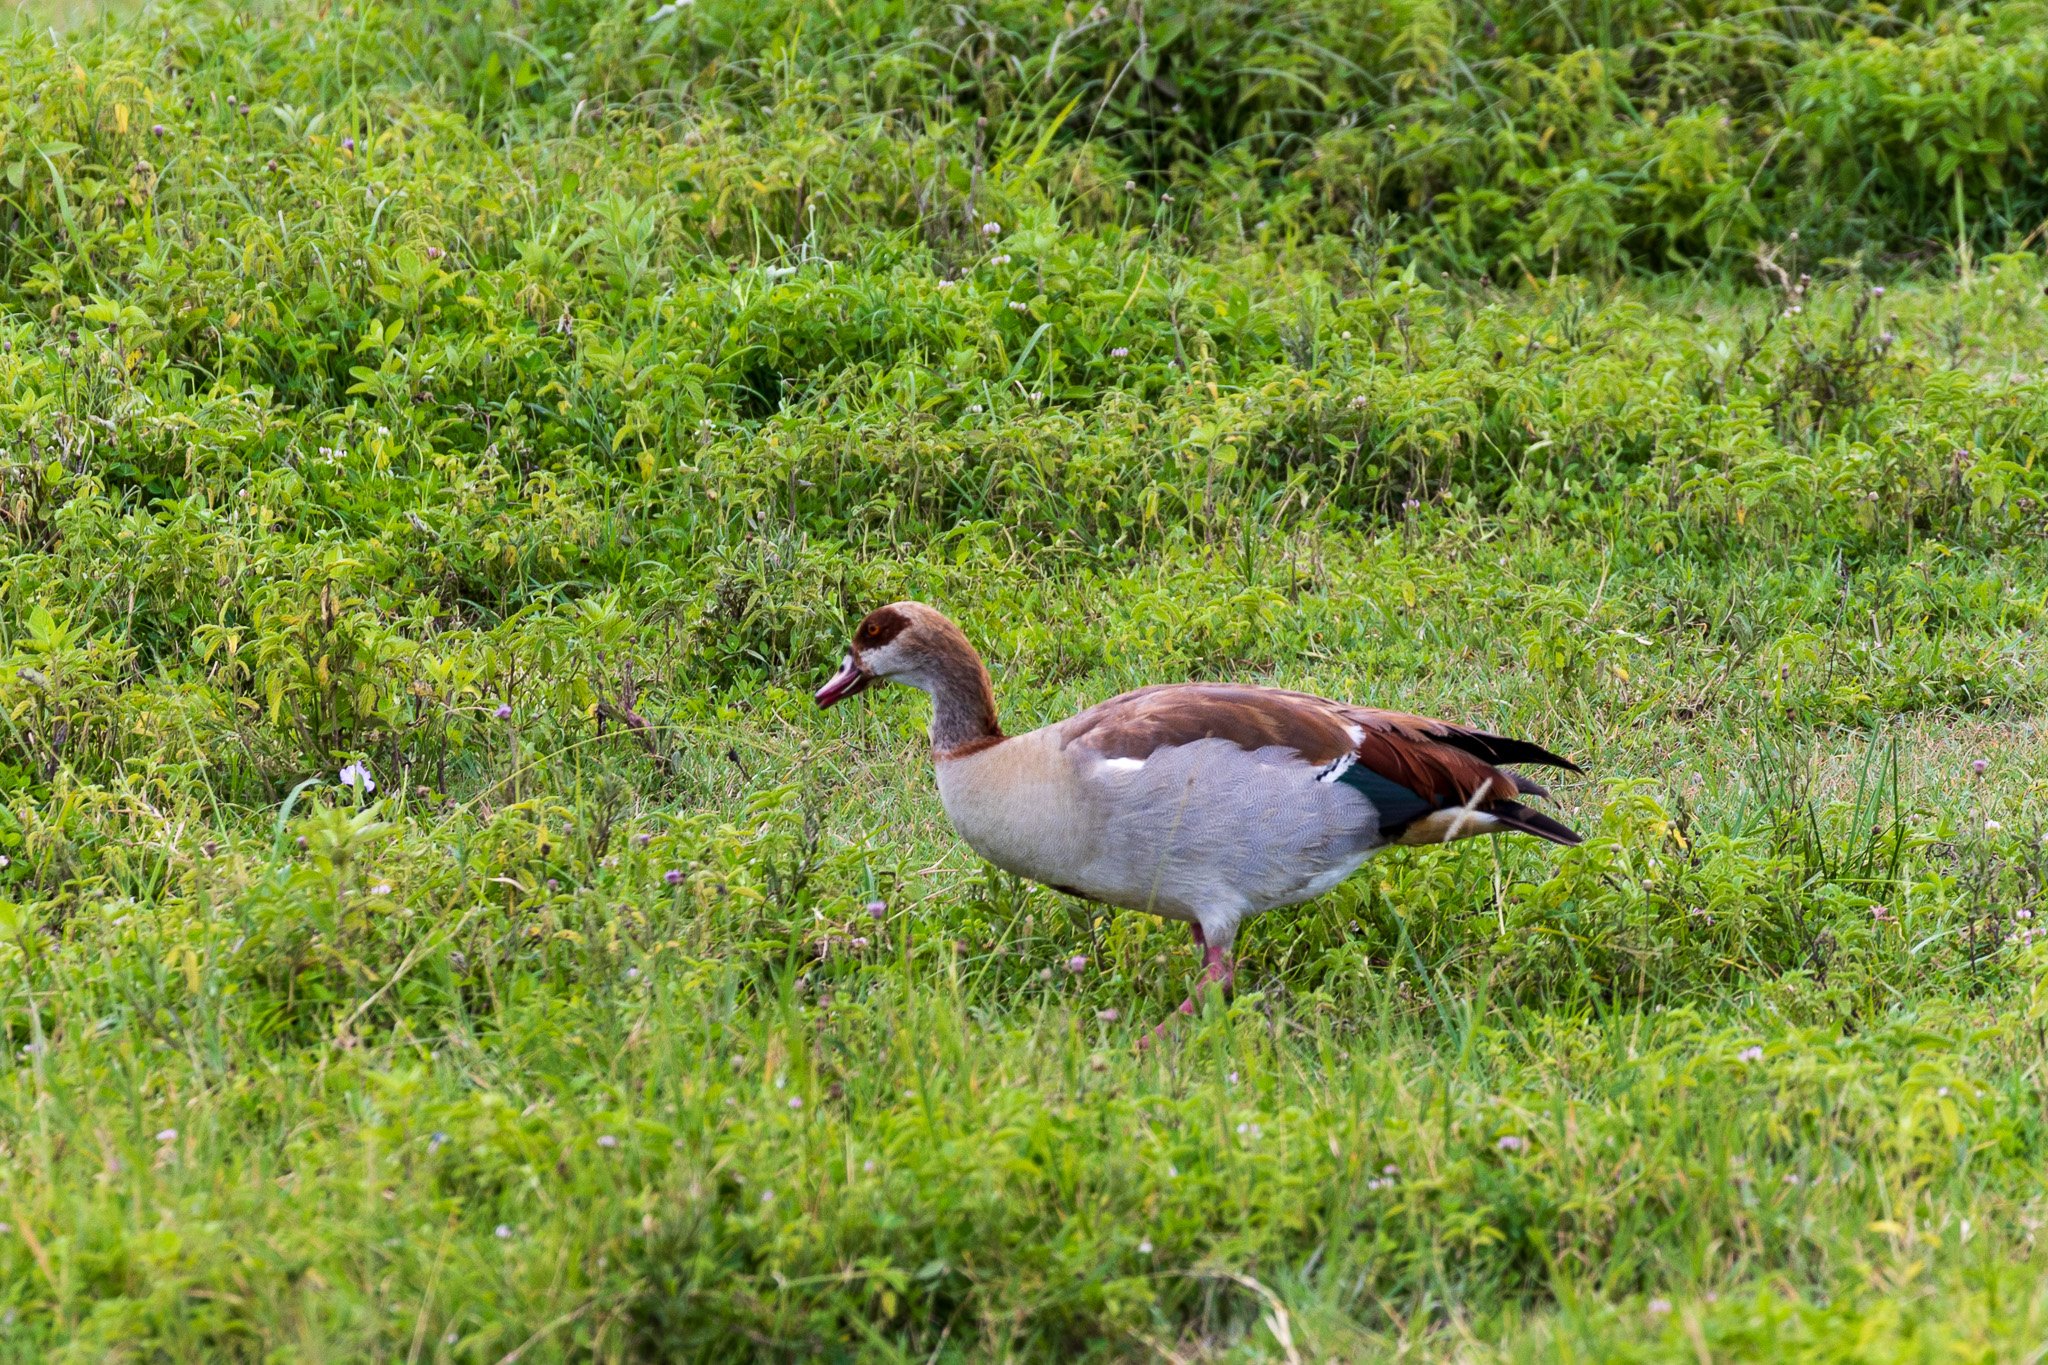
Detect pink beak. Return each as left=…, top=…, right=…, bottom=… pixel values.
left=814, top=654, right=871, bottom=708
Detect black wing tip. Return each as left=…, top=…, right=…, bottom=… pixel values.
left=1436, top=728, right=1585, bottom=775
left=1501, top=740, right=1584, bottom=774
left=1491, top=801, right=1585, bottom=847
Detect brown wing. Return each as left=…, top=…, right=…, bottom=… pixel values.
left=1059, top=684, right=1359, bottom=766
left=1061, top=685, right=1582, bottom=842
left=1345, top=709, right=1523, bottom=808
left=1350, top=708, right=1584, bottom=778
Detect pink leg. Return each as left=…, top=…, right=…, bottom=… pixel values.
left=1142, top=923, right=1234, bottom=1046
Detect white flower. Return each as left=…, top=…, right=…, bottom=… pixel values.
left=495, top=1224, right=513, bottom=1238
left=1137, top=1238, right=1153, bottom=1255
left=338, top=762, right=375, bottom=793
left=597, top=1134, right=619, bottom=1148
left=1984, top=819, right=2002, bottom=834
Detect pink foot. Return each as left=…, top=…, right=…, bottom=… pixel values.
left=1141, top=930, right=1234, bottom=1047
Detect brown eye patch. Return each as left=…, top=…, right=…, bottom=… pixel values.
left=855, top=605, right=908, bottom=648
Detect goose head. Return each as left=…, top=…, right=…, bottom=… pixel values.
left=813, top=602, right=968, bottom=705
left=814, top=602, right=1002, bottom=750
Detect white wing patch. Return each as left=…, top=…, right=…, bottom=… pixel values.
left=1100, top=757, right=1147, bottom=773
left=1315, top=752, right=1356, bottom=783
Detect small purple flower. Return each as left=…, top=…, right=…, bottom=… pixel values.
left=151, top=123, right=166, bottom=136
left=427, top=245, right=444, bottom=260
left=1738, top=1046, right=1764, bottom=1063
left=663, top=868, right=683, bottom=885
left=1648, top=1297, right=1673, bottom=1317
left=1972, top=758, right=1988, bottom=775
left=634, top=832, right=651, bottom=848
left=495, top=1224, right=512, bottom=1239
left=866, top=899, right=887, bottom=919
left=1496, top=1135, right=1527, bottom=1153
left=597, top=1134, right=618, bottom=1148
left=1066, top=954, right=1088, bottom=974
left=1870, top=285, right=1885, bottom=298
left=156, top=1128, right=178, bottom=1143
left=981, top=221, right=1001, bottom=236
left=341, top=136, right=355, bottom=152
left=1111, top=346, right=1129, bottom=357
left=1096, top=1008, right=1120, bottom=1021
left=495, top=703, right=513, bottom=720
left=787, top=1096, right=803, bottom=1110
left=1871, top=905, right=1890, bottom=922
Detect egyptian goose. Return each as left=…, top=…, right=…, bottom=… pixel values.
left=815, top=602, right=1583, bottom=1022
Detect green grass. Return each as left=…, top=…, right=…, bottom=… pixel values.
left=6, top=0, right=2048, bottom=1358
